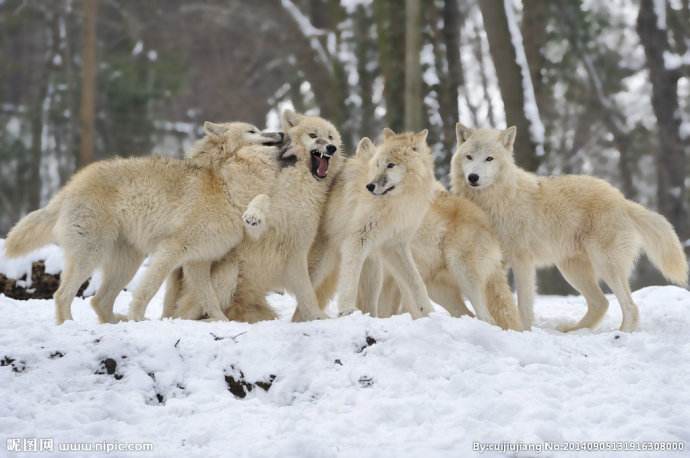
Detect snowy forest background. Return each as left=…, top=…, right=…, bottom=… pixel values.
left=0, top=0, right=689, bottom=292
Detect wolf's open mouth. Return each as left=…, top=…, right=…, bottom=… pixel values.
left=310, top=150, right=331, bottom=180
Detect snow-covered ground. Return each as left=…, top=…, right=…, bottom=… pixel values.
left=0, top=247, right=689, bottom=457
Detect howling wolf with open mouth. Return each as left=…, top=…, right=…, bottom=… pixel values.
left=169, top=110, right=345, bottom=322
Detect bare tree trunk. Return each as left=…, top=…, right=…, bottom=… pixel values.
left=79, top=0, right=98, bottom=168
left=521, top=0, right=549, bottom=116
left=404, top=0, right=422, bottom=131
left=637, top=0, right=689, bottom=238
left=479, top=0, right=542, bottom=171
left=374, top=0, right=405, bottom=132
left=440, top=0, right=463, bottom=152
left=354, top=4, right=376, bottom=139
left=472, top=21, right=495, bottom=127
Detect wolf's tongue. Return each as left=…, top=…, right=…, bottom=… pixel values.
left=316, top=156, right=329, bottom=177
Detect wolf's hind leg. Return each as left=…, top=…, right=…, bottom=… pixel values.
left=161, top=268, right=183, bottom=319
left=212, top=257, right=240, bottom=314
left=288, top=255, right=328, bottom=321
left=428, top=280, right=472, bottom=318
left=335, top=240, right=370, bottom=316
left=91, top=243, right=143, bottom=323
left=243, top=194, right=270, bottom=240
left=377, top=275, right=401, bottom=318
left=446, top=258, right=495, bottom=324
left=56, top=252, right=101, bottom=325
left=182, top=261, right=228, bottom=321
left=596, top=254, right=639, bottom=332
left=381, top=244, right=434, bottom=319
left=127, top=244, right=184, bottom=321
left=511, top=259, right=536, bottom=329
left=357, top=256, right=383, bottom=315
left=557, top=257, right=609, bottom=332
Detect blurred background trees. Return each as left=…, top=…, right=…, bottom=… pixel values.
left=1, top=0, right=689, bottom=290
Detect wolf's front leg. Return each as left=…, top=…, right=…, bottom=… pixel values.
left=286, top=255, right=328, bottom=321
left=243, top=194, right=271, bottom=240
left=511, top=258, right=536, bottom=329
left=381, top=243, right=434, bottom=319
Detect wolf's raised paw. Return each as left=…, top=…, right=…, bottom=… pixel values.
left=243, top=207, right=267, bottom=240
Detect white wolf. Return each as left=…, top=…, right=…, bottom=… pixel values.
left=376, top=184, right=523, bottom=330
left=168, top=111, right=344, bottom=322
left=4, top=122, right=282, bottom=324
left=307, top=128, right=437, bottom=319
left=451, top=124, right=688, bottom=332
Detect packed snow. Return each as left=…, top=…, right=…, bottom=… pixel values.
left=1, top=245, right=690, bottom=457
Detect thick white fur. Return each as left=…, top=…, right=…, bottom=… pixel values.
left=308, top=129, right=436, bottom=319
left=4, top=122, right=283, bottom=324
left=450, top=124, right=688, bottom=332
left=170, top=111, right=344, bottom=323
left=376, top=184, right=523, bottom=330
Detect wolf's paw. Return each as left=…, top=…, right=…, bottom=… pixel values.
left=338, top=308, right=361, bottom=318
left=206, top=311, right=230, bottom=322
left=109, top=313, right=129, bottom=323
left=127, top=310, right=146, bottom=322
left=243, top=207, right=267, bottom=240
left=292, top=308, right=328, bottom=322
left=557, top=321, right=581, bottom=332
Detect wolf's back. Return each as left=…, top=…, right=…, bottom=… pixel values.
left=4, top=194, right=63, bottom=258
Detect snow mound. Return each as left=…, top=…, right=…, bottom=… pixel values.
left=1, top=286, right=689, bottom=457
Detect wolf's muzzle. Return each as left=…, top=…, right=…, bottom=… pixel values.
left=262, top=131, right=285, bottom=146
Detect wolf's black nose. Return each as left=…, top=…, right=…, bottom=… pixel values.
left=468, top=173, right=479, bottom=184
left=366, top=183, right=375, bottom=193
left=326, top=144, right=337, bottom=155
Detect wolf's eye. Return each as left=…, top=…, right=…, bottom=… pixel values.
left=466, top=155, right=473, bottom=160
left=248, top=130, right=257, bottom=134
left=309, top=133, right=318, bottom=139
left=387, top=163, right=395, bottom=169
left=328, top=134, right=333, bottom=140
left=486, top=156, right=494, bottom=162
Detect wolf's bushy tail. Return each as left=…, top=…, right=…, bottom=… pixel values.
left=4, top=194, right=62, bottom=258
left=626, top=202, right=688, bottom=286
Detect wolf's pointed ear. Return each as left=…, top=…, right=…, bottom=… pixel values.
left=356, top=137, right=375, bottom=159
left=500, top=126, right=517, bottom=151
left=382, top=127, right=396, bottom=139
left=415, top=128, right=429, bottom=144
left=281, top=110, right=304, bottom=130
left=204, top=121, right=228, bottom=137
left=455, top=123, right=473, bottom=144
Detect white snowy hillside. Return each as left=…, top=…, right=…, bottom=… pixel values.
left=1, top=245, right=689, bottom=457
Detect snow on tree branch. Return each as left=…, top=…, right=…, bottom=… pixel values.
left=652, top=0, right=667, bottom=30
left=503, top=0, right=545, bottom=156
left=280, top=0, right=333, bottom=75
